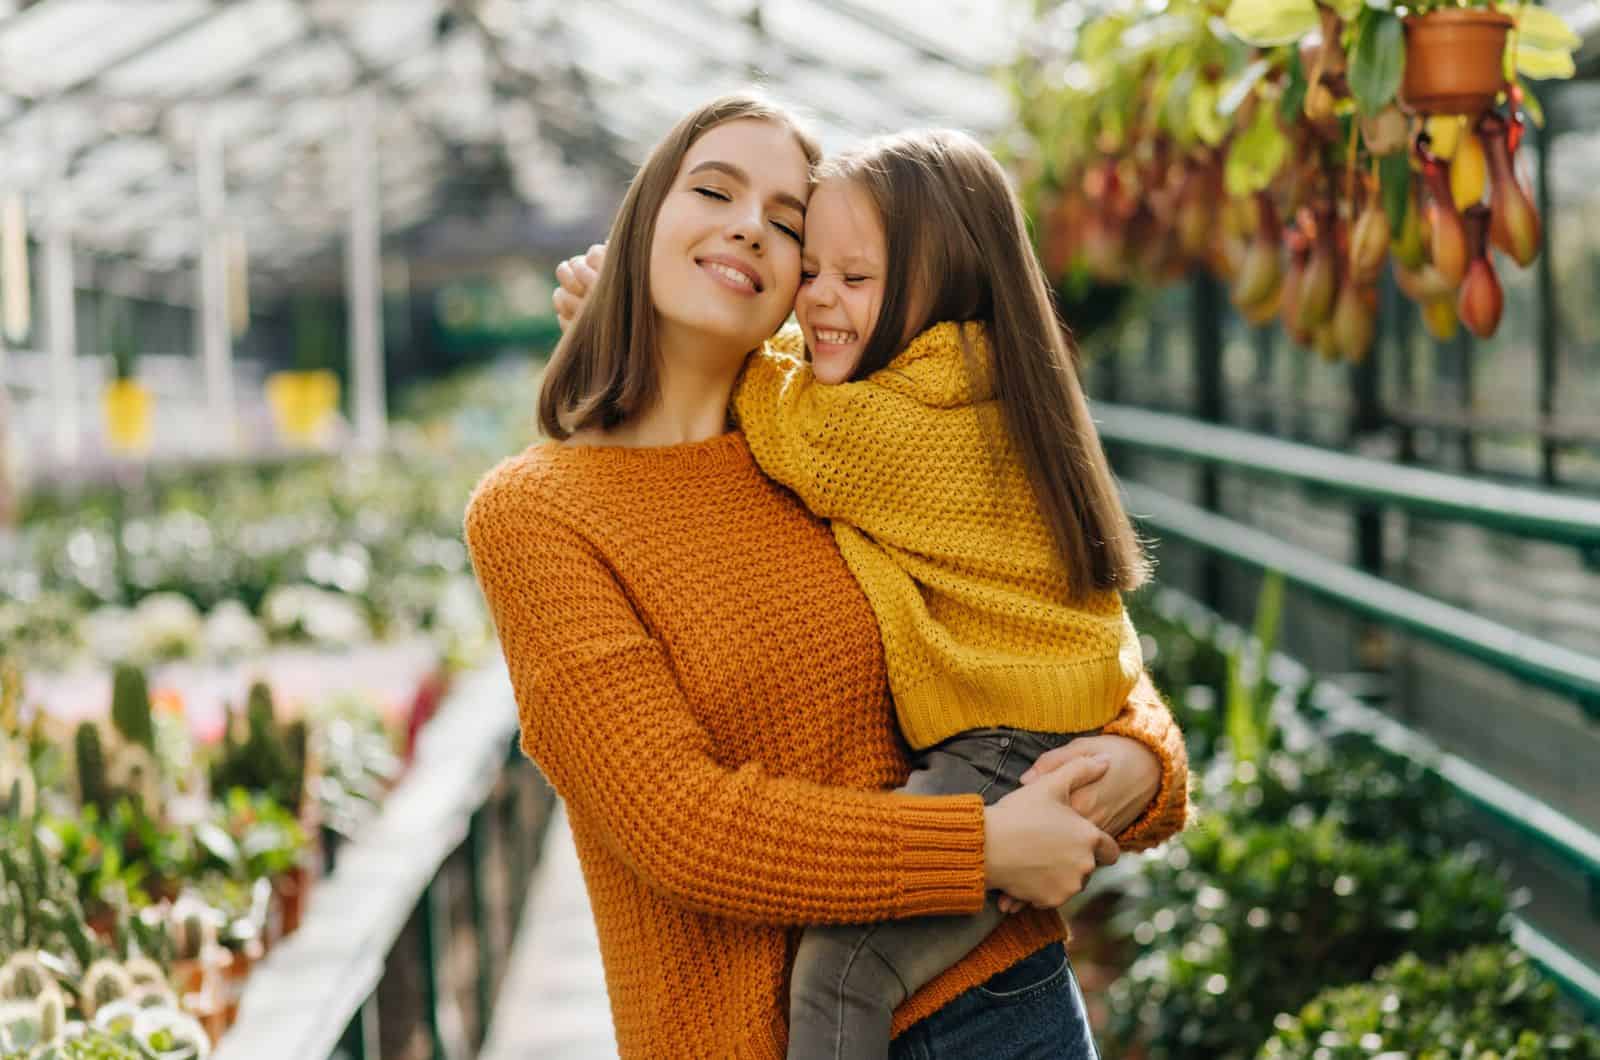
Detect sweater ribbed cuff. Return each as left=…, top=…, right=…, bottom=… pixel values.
left=891, top=793, right=988, bottom=918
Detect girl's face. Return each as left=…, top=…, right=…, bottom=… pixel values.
left=795, top=177, right=887, bottom=385
left=648, top=119, right=811, bottom=363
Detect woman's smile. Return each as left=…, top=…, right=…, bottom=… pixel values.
left=698, top=253, right=765, bottom=294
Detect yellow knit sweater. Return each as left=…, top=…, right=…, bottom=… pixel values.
left=734, top=321, right=1143, bottom=750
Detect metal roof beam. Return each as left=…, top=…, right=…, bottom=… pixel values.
left=0, top=1, right=236, bottom=132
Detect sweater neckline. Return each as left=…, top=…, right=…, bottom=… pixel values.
left=541, top=429, right=750, bottom=467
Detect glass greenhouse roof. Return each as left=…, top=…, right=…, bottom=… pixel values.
left=0, top=0, right=1028, bottom=281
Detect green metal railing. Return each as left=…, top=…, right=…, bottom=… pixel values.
left=1121, top=482, right=1600, bottom=718
left=1100, top=403, right=1600, bottom=553
left=1142, top=585, right=1600, bottom=1017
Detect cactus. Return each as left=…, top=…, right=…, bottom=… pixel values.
left=0, top=756, right=35, bottom=822
left=79, top=959, right=133, bottom=1020
left=0, top=953, right=52, bottom=1002
left=0, top=656, right=20, bottom=733
left=105, top=744, right=159, bottom=811
left=129, top=980, right=176, bottom=1010
left=167, top=897, right=219, bottom=962
left=120, top=956, right=165, bottom=992
left=211, top=681, right=299, bottom=809
left=283, top=719, right=309, bottom=813
left=110, top=663, right=155, bottom=751
left=35, top=983, right=64, bottom=1041
left=74, top=723, right=110, bottom=815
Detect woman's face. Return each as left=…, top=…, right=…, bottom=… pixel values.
left=794, top=177, right=887, bottom=385
left=648, top=119, right=811, bottom=361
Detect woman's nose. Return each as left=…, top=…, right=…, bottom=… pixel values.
left=726, top=212, right=764, bottom=252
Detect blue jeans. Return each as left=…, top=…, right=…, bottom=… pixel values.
left=887, top=943, right=1101, bottom=1060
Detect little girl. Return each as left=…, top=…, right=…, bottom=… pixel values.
left=558, top=129, right=1160, bottom=1060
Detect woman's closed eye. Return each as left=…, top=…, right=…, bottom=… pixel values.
left=694, top=187, right=801, bottom=243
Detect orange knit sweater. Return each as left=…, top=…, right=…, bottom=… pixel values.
left=464, top=431, right=1188, bottom=1059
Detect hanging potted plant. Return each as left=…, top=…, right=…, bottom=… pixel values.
left=1399, top=4, right=1513, bottom=115
left=266, top=298, right=341, bottom=448
left=102, top=305, right=152, bottom=456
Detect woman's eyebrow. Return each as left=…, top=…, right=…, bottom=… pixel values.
left=688, top=160, right=806, bottom=216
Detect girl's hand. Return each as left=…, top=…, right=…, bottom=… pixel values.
left=1020, top=734, right=1161, bottom=838
left=553, top=243, right=607, bottom=330
left=982, top=756, right=1119, bottom=911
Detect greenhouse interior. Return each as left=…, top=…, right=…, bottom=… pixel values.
left=1, top=0, right=1600, bottom=1057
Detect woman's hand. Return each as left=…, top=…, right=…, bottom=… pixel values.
left=1023, top=734, right=1161, bottom=837
left=995, top=735, right=1161, bottom=914
left=983, top=755, right=1119, bottom=911
left=553, top=243, right=607, bottom=330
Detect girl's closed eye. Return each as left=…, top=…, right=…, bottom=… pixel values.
left=693, top=186, right=730, bottom=202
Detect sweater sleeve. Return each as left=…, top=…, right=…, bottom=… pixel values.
left=463, top=475, right=989, bottom=926
left=1102, top=671, right=1191, bottom=851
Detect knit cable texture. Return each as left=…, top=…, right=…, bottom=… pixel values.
left=735, top=322, right=1144, bottom=750
left=464, top=432, right=1188, bottom=1057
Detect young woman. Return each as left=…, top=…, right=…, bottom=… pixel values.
left=468, top=93, right=1188, bottom=1059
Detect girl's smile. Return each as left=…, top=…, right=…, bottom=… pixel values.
left=795, top=177, right=887, bottom=385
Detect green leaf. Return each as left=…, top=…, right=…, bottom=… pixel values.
left=1279, top=47, right=1308, bottom=125
left=1518, top=77, right=1546, bottom=128
left=193, top=822, right=241, bottom=873
left=1189, top=80, right=1228, bottom=146
left=1224, top=0, right=1319, bottom=46
left=1224, top=101, right=1290, bottom=197
left=1327, top=0, right=1363, bottom=20
left=1218, top=59, right=1271, bottom=119
left=1350, top=10, right=1404, bottom=115
left=1516, top=42, right=1576, bottom=80
left=1379, top=150, right=1411, bottom=233
left=1515, top=5, right=1580, bottom=52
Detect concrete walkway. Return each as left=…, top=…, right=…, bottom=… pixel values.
left=480, top=804, right=619, bottom=1060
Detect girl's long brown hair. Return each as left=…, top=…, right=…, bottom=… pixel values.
left=539, top=93, right=820, bottom=439
left=819, top=130, right=1149, bottom=596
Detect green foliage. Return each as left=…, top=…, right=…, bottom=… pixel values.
left=1259, top=944, right=1600, bottom=1059
left=104, top=305, right=139, bottom=385
left=208, top=682, right=301, bottom=813
left=1223, top=573, right=1283, bottom=767
left=1348, top=9, right=1404, bottom=115
left=1208, top=737, right=1475, bottom=858
left=1107, top=810, right=1513, bottom=1058
left=107, top=669, right=153, bottom=753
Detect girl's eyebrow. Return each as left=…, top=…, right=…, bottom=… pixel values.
left=688, top=160, right=807, bottom=215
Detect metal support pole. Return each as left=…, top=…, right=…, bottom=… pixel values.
left=1392, top=279, right=1417, bottom=464
left=335, top=991, right=380, bottom=1060
left=1534, top=91, right=1559, bottom=487
left=347, top=88, right=386, bottom=452
left=1191, top=272, right=1225, bottom=611
left=44, top=114, right=78, bottom=467
left=467, top=808, right=494, bottom=1048
left=196, top=114, right=234, bottom=452
left=1251, top=324, right=1275, bottom=433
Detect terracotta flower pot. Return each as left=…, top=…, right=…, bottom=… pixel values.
left=1400, top=9, right=1513, bottom=116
